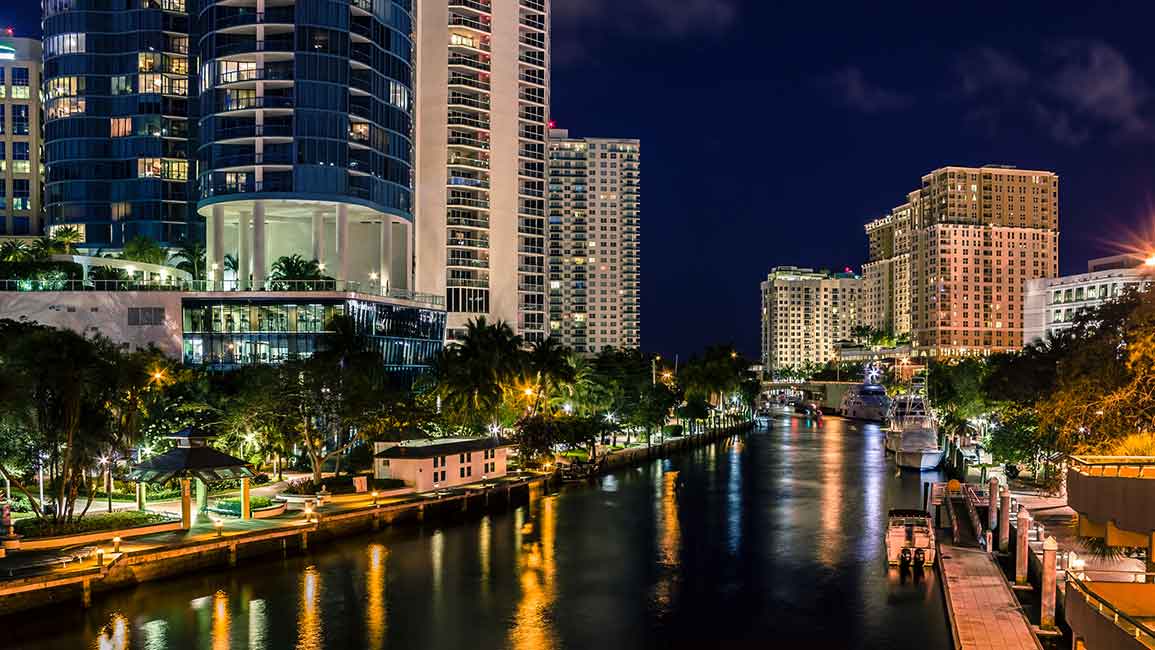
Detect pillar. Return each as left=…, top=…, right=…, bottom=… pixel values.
left=238, top=211, right=251, bottom=290
left=999, top=487, right=1011, bottom=552
left=252, top=201, right=266, bottom=290
left=1149, top=533, right=1155, bottom=574
left=336, top=203, right=349, bottom=285
left=136, top=481, right=146, bottom=512
left=241, top=477, right=252, bottom=520
left=401, top=221, right=413, bottom=291
left=1016, top=507, right=1031, bottom=585
left=987, top=477, right=998, bottom=532
left=195, top=478, right=208, bottom=524
left=180, top=478, right=192, bottom=530
left=312, top=209, right=326, bottom=266
left=379, top=217, right=392, bottom=293
left=1041, top=536, right=1057, bottom=629
left=209, top=205, right=225, bottom=285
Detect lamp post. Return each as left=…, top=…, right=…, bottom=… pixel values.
left=99, top=456, right=112, bottom=513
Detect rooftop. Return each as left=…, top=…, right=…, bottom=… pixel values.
left=376, top=437, right=512, bottom=459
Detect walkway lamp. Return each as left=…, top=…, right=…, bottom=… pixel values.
left=371, top=490, right=379, bottom=508
left=214, top=519, right=224, bottom=537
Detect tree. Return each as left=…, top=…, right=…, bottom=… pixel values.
left=122, top=235, right=168, bottom=265
left=28, top=236, right=63, bottom=260
left=171, top=241, right=207, bottom=280
left=0, top=240, right=32, bottom=263
left=435, top=317, right=524, bottom=432
left=269, top=254, right=327, bottom=289
left=51, top=226, right=83, bottom=254
left=525, top=337, right=575, bottom=416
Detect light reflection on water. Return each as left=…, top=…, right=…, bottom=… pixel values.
left=12, top=415, right=952, bottom=650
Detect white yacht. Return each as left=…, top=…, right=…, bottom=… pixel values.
left=885, top=509, right=936, bottom=566
left=884, top=394, right=928, bottom=453
left=886, top=395, right=944, bottom=470
left=840, top=383, right=890, bottom=421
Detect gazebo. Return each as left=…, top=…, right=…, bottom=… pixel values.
left=128, top=427, right=255, bottom=529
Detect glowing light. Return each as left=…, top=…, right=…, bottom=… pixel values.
left=297, top=567, right=323, bottom=649
left=1146, top=255, right=1155, bottom=267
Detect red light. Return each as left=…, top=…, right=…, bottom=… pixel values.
left=4, top=27, right=13, bottom=36
left=844, top=266, right=852, bottom=273
left=548, top=120, right=556, bottom=129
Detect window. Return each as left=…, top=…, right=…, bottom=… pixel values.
left=111, top=117, right=131, bottom=137
left=12, top=105, right=28, bottom=135
left=11, top=180, right=30, bottom=211
left=127, top=307, right=166, bottom=326
left=10, top=68, right=29, bottom=99
left=0, top=143, right=5, bottom=173
left=111, top=75, right=132, bottom=95
left=0, top=105, right=4, bottom=134
left=139, top=158, right=162, bottom=178
left=459, top=467, right=465, bottom=478
left=138, top=53, right=161, bottom=73
left=11, top=143, right=29, bottom=174
left=0, top=68, right=5, bottom=99
left=44, top=33, right=85, bottom=56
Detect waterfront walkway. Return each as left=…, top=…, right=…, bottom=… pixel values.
left=939, top=542, right=1043, bottom=650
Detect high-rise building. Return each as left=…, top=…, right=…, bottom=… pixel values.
left=197, top=0, right=416, bottom=292
left=0, top=36, right=42, bottom=237
left=546, top=128, right=640, bottom=353
left=43, top=0, right=193, bottom=248
left=760, top=266, right=861, bottom=374
left=863, top=165, right=1059, bottom=355
left=1023, top=255, right=1153, bottom=345
left=414, top=0, right=550, bottom=342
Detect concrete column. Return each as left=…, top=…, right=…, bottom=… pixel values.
left=241, top=477, right=252, bottom=520
left=180, top=478, right=192, bottom=530
left=1041, top=536, right=1057, bottom=629
left=988, top=477, right=998, bottom=532
left=195, top=478, right=208, bottom=524
left=136, top=481, right=146, bottom=512
left=379, top=217, right=392, bottom=293
left=252, top=201, right=266, bottom=290
left=209, top=205, right=225, bottom=285
left=238, top=211, right=251, bottom=290
left=999, top=487, right=1011, bottom=552
left=336, top=204, right=349, bottom=284
left=312, top=209, right=326, bottom=265
left=402, top=221, right=413, bottom=291
left=1016, top=507, right=1031, bottom=585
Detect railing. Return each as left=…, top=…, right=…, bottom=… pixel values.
left=1069, top=456, right=1155, bottom=478
left=448, top=0, right=491, bottom=13
left=213, top=123, right=293, bottom=140
left=449, top=14, right=490, bottom=32
left=1066, top=570, right=1155, bottom=646
left=448, top=55, right=491, bottom=72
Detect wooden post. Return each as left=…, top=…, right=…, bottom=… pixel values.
left=180, top=478, right=192, bottom=530
left=228, top=542, right=238, bottom=567
left=241, top=477, right=252, bottom=520
left=998, top=487, right=1011, bottom=552
left=82, top=577, right=92, bottom=608
left=1041, top=536, right=1058, bottom=629
left=1016, top=507, right=1031, bottom=585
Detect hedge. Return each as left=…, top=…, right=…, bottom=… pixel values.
left=14, top=511, right=174, bottom=538
left=210, top=496, right=274, bottom=516
left=283, top=475, right=405, bottom=495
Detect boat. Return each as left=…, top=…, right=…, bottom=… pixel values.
left=885, top=509, right=936, bottom=567
left=884, top=393, right=931, bottom=453
left=891, top=402, right=944, bottom=470
left=839, top=383, right=890, bottom=421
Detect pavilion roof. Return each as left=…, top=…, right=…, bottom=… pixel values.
left=127, top=445, right=255, bottom=484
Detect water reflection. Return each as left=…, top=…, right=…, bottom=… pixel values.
left=653, top=468, right=682, bottom=608
left=297, top=566, right=322, bottom=650
left=509, top=495, right=557, bottom=650
left=248, top=599, right=266, bottom=650
left=94, top=613, right=129, bottom=650
left=367, top=545, right=387, bottom=649
left=139, top=619, right=167, bottom=650
left=726, top=440, right=742, bottom=555
left=817, top=424, right=844, bottom=567
left=212, top=590, right=230, bottom=650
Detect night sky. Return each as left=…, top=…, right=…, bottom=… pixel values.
left=8, top=1, right=1155, bottom=359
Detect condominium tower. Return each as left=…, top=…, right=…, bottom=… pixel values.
left=415, top=0, right=550, bottom=342
left=863, top=165, right=1059, bottom=355
left=547, top=128, right=640, bottom=353
left=760, top=266, right=861, bottom=374
left=0, top=36, right=42, bottom=236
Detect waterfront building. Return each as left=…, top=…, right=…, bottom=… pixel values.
left=0, top=36, right=43, bottom=237
left=863, top=165, right=1059, bottom=356
left=42, top=0, right=193, bottom=248
left=414, top=0, right=550, bottom=342
left=547, top=128, right=640, bottom=353
left=1023, top=255, right=1153, bottom=344
left=760, top=266, right=861, bottom=375
left=373, top=437, right=512, bottom=492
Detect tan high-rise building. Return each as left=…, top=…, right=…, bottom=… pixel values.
left=547, top=128, right=640, bottom=353
left=863, top=165, right=1059, bottom=355
left=760, top=266, right=861, bottom=374
left=0, top=37, right=43, bottom=237
left=415, top=0, right=549, bottom=342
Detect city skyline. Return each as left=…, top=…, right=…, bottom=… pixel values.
left=8, top=2, right=1155, bottom=359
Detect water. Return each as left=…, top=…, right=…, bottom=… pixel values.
left=10, top=415, right=950, bottom=649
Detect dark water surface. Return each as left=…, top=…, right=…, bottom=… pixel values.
left=11, top=415, right=950, bottom=649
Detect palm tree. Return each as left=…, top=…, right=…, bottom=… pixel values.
left=224, top=254, right=238, bottom=274
left=269, top=254, right=327, bottom=290
left=525, top=337, right=575, bottom=415
left=0, top=240, right=32, bottom=263
left=50, top=226, right=83, bottom=254
left=122, top=235, right=168, bottom=265
left=29, top=236, right=62, bottom=260
left=170, top=241, right=207, bottom=280
left=436, top=317, right=524, bottom=432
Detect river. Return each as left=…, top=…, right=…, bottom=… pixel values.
left=11, top=414, right=950, bottom=649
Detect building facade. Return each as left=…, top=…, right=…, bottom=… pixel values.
left=1023, top=256, right=1153, bottom=344
left=43, top=0, right=193, bottom=248
left=547, top=128, right=640, bottom=353
left=863, top=165, right=1059, bottom=356
left=414, top=0, right=550, bottom=342
left=0, top=37, right=42, bottom=237
left=373, top=437, right=511, bottom=492
left=760, top=266, right=861, bottom=374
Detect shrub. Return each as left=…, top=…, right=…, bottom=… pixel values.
left=14, top=511, right=174, bottom=538
left=283, top=475, right=404, bottom=495
left=210, top=496, right=274, bottom=516
left=662, top=424, right=684, bottom=437
left=2, top=493, right=33, bottom=513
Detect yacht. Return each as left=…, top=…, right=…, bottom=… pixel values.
left=885, top=509, right=936, bottom=566
left=884, top=393, right=930, bottom=453
left=887, top=395, right=944, bottom=470
left=840, top=384, right=890, bottom=421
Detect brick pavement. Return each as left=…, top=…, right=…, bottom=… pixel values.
left=940, top=543, right=1043, bottom=650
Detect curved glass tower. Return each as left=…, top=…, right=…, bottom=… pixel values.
left=197, top=0, right=415, bottom=290
left=42, top=0, right=193, bottom=248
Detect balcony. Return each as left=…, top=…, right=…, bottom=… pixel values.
left=449, top=74, right=491, bottom=92
left=449, top=14, right=490, bottom=33
left=448, top=54, right=491, bottom=72
left=448, top=134, right=490, bottom=150
left=1065, top=571, right=1155, bottom=650
left=447, top=196, right=490, bottom=210
left=449, top=0, right=491, bottom=14
left=1068, top=456, right=1155, bottom=540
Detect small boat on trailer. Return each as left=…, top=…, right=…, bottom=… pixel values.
left=885, top=509, right=936, bottom=567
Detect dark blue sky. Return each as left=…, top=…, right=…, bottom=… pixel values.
left=9, top=1, right=1155, bottom=358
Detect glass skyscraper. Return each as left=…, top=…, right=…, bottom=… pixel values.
left=42, top=0, right=193, bottom=248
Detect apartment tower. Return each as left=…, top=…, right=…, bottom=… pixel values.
left=760, top=266, right=861, bottom=375
left=0, top=36, right=42, bottom=237
left=863, top=165, right=1059, bottom=355
left=415, top=0, right=550, bottom=342
left=547, top=128, right=640, bottom=353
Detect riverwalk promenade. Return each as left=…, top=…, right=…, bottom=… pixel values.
left=939, top=542, right=1043, bottom=650
left=0, top=424, right=752, bottom=615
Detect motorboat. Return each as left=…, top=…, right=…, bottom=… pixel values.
left=885, top=394, right=931, bottom=453
left=839, top=383, right=890, bottom=421
left=885, top=509, right=936, bottom=567
left=891, top=401, right=944, bottom=470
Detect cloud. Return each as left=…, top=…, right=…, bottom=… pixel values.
left=955, top=41, right=1155, bottom=145
left=822, top=66, right=913, bottom=113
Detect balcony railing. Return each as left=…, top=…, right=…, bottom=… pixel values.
left=1068, top=455, right=1155, bottom=537
left=1070, top=456, right=1155, bottom=478
left=1065, top=570, right=1155, bottom=649
left=449, top=14, right=490, bottom=32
